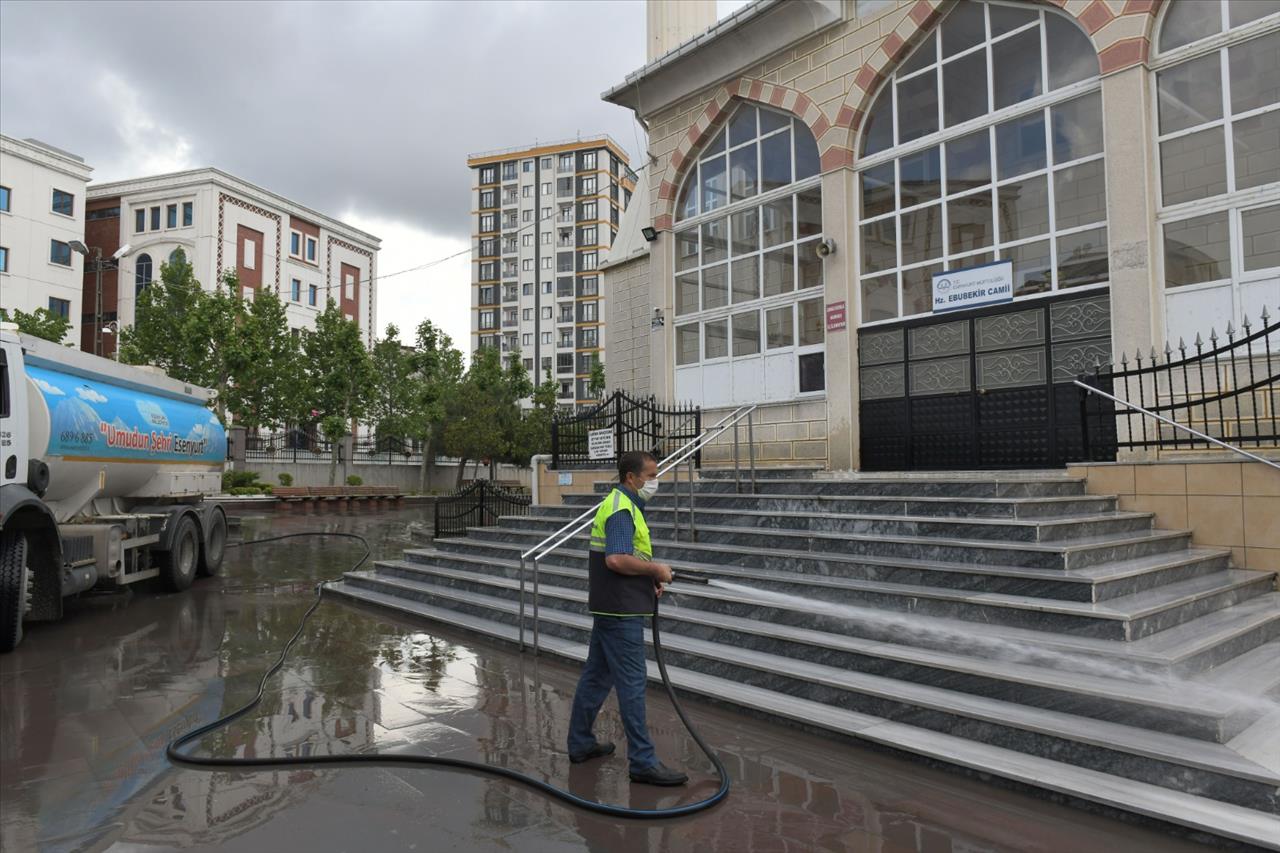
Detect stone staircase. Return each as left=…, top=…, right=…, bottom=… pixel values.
left=327, top=468, right=1280, bottom=848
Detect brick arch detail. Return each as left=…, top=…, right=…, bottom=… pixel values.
left=653, top=78, right=854, bottom=231
left=833, top=0, right=1165, bottom=158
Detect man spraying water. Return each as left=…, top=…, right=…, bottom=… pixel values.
left=566, top=450, right=689, bottom=786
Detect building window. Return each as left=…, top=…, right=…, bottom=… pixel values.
left=673, top=101, right=827, bottom=404
left=0, top=185, right=9, bottom=212
left=580, top=225, right=597, bottom=245
left=502, top=161, right=517, bottom=181
left=87, top=206, right=120, bottom=222
left=580, top=275, right=599, bottom=296
left=541, top=306, right=552, bottom=319
left=135, top=253, right=153, bottom=294
left=523, top=282, right=533, bottom=295
left=150, top=206, right=161, bottom=231
left=522, top=333, right=532, bottom=346
left=541, top=157, right=552, bottom=169
left=49, top=239, right=72, bottom=266
left=522, top=308, right=533, bottom=321
left=47, top=297, right=70, bottom=319
left=580, top=251, right=598, bottom=271
left=183, top=201, right=193, bottom=226
left=480, top=189, right=496, bottom=208
left=578, top=328, right=598, bottom=347
left=480, top=261, right=497, bottom=280
left=541, top=331, right=552, bottom=345
left=480, top=165, right=497, bottom=184
left=522, top=233, right=533, bottom=247
left=305, top=236, right=317, bottom=262
left=480, top=309, right=497, bottom=330
left=51, top=189, right=73, bottom=217
left=0, top=246, right=9, bottom=273
left=522, top=185, right=531, bottom=198
left=242, top=239, right=256, bottom=270
left=135, top=208, right=146, bottom=233
left=291, top=278, right=302, bottom=301
left=1155, top=0, right=1280, bottom=342
left=308, top=284, right=318, bottom=306
left=480, top=213, right=497, bottom=232
left=579, top=176, right=597, bottom=196
left=540, top=257, right=550, bottom=270
left=521, top=258, right=532, bottom=271
left=542, top=181, right=552, bottom=196
left=542, top=280, right=553, bottom=294
left=166, top=204, right=177, bottom=228
left=291, top=231, right=302, bottom=256
left=581, top=151, right=597, bottom=171
left=855, top=1, right=1105, bottom=323
left=580, top=200, right=597, bottom=221
left=345, top=273, right=355, bottom=300
left=523, top=159, right=533, bottom=173
left=580, top=301, right=598, bottom=322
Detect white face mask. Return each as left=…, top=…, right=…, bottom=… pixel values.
left=639, top=478, right=660, bottom=499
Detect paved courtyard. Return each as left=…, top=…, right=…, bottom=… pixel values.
left=1, top=508, right=1214, bottom=852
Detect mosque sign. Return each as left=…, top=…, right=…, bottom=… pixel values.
left=588, top=428, right=615, bottom=461
left=932, top=260, right=1014, bottom=313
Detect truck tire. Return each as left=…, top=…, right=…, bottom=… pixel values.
left=158, top=515, right=200, bottom=592
left=0, top=530, right=30, bottom=653
left=197, top=508, right=227, bottom=578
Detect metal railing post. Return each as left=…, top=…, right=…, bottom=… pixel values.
left=532, top=557, right=541, bottom=656
left=673, top=458, right=681, bottom=542
left=518, top=555, right=526, bottom=652
left=733, top=418, right=742, bottom=494
left=688, top=454, right=697, bottom=541
left=747, top=409, right=757, bottom=495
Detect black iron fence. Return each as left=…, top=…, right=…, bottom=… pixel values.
left=1079, top=308, right=1279, bottom=459
left=550, top=391, right=702, bottom=470
left=433, top=480, right=531, bottom=539
left=244, top=428, right=424, bottom=465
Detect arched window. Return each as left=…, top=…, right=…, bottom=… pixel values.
left=168, top=248, right=186, bottom=267
left=672, top=103, right=825, bottom=406
left=134, top=253, right=152, bottom=296
left=856, top=1, right=1104, bottom=324
left=1154, top=0, right=1280, bottom=343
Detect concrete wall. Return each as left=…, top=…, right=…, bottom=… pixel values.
left=242, top=459, right=530, bottom=493
left=533, top=461, right=613, bottom=506
left=1067, top=459, right=1280, bottom=572
left=602, top=251, right=654, bottom=397
left=699, top=399, right=829, bottom=467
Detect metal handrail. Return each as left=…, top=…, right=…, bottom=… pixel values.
left=1073, top=380, right=1280, bottom=472
left=517, top=403, right=759, bottom=653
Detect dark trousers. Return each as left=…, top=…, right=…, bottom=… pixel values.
left=567, top=616, right=656, bottom=773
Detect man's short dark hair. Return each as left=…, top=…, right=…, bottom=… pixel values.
left=618, top=450, right=656, bottom=482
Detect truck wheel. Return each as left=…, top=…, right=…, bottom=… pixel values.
left=158, top=516, right=200, bottom=592
left=197, top=508, right=227, bottom=578
left=0, top=530, right=30, bottom=653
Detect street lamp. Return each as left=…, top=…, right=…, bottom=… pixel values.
left=70, top=241, right=134, bottom=356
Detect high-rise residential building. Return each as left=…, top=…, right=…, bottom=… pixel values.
left=84, top=168, right=380, bottom=356
left=466, top=138, right=635, bottom=406
left=0, top=135, right=94, bottom=344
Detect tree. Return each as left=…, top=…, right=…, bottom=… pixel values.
left=118, top=249, right=211, bottom=386
left=587, top=354, right=607, bottom=400
left=442, top=347, right=509, bottom=488
left=303, top=300, right=375, bottom=484
left=403, top=320, right=464, bottom=493
left=0, top=307, right=71, bottom=344
left=509, top=369, right=559, bottom=469
left=369, top=324, right=416, bottom=443
left=221, top=282, right=305, bottom=430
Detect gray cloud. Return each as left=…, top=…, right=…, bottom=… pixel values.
left=0, top=0, right=650, bottom=241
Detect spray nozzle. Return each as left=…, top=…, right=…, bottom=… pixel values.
left=674, top=572, right=711, bottom=585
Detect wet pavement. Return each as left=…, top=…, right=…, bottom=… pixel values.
left=0, top=508, right=1215, bottom=852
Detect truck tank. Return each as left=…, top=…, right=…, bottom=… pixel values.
left=23, top=359, right=226, bottom=505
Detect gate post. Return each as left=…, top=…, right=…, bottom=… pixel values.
left=614, top=392, right=624, bottom=461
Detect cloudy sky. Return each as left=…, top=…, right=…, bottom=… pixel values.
left=1, top=0, right=747, bottom=352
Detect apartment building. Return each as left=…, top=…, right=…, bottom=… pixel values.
left=83, top=168, right=380, bottom=356
left=466, top=138, right=635, bottom=406
left=0, top=134, right=94, bottom=344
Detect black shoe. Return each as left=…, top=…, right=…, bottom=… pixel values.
left=569, top=742, right=615, bottom=764
left=629, top=762, right=688, bottom=786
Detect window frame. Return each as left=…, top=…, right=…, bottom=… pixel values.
left=49, top=239, right=72, bottom=267
left=182, top=201, right=194, bottom=227
left=0, top=184, right=10, bottom=213
left=0, top=245, right=9, bottom=273
left=51, top=189, right=74, bottom=218
left=47, top=296, right=70, bottom=319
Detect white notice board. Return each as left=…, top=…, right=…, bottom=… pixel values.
left=933, top=260, right=1014, bottom=313
left=588, top=428, right=615, bottom=461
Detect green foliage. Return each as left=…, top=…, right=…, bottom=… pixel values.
left=345, top=475, right=363, bottom=486
left=442, top=347, right=509, bottom=478
left=587, top=354, right=606, bottom=399
left=221, top=470, right=261, bottom=491
left=303, top=300, right=375, bottom=485
left=368, top=324, right=416, bottom=440
left=0, top=307, right=72, bottom=344
left=277, top=472, right=294, bottom=487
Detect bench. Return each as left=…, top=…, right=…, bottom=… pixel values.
left=272, top=484, right=406, bottom=509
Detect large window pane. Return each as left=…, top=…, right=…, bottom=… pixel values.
left=677, top=175, right=698, bottom=220
left=897, top=71, right=939, bottom=143
left=731, top=208, right=759, bottom=255
left=702, top=217, right=728, bottom=264
left=1242, top=204, right=1280, bottom=271
left=1164, top=212, right=1231, bottom=286
left=1005, top=239, right=1052, bottom=296
left=1057, top=226, right=1109, bottom=288
left=766, top=306, right=794, bottom=348
left=900, top=33, right=937, bottom=75
left=677, top=324, right=699, bottom=365
left=1157, top=53, right=1222, bottom=135
left=676, top=230, right=699, bottom=271
left=701, top=156, right=727, bottom=212
left=860, top=274, right=898, bottom=322
left=763, top=247, right=796, bottom=296
left=730, top=144, right=758, bottom=201
left=862, top=89, right=895, bottom=156
left=761, top=130, right=793, bottom=192
left=1233, top=109, right=1280, bottom=191
left=799, top=352, right=825, bottom=393
left=1054, top=159, right=1107, bottom=229
left=732, top=256, right=760, bottom=303
left=900, top=203, right=944, bottom=264
left=762, top=197, right=794, bottom=247
left=989, top=4, right=1037, bottom=37
left=798, top=241, right=823, bottom=289
left=1230, top=0, right=1280, bottom=27
left=862, top=161, right=896, bottom=216
left=992, top=27, right=1043, bottom=109
left=946, top=130, right=991, bottom=192
left=797, top=186, right=822, bottom=238
left=1229, top=32, right=1280, bottom=113
left=941, top=0, right=985, bottom=57
left=944, top=51, right=989, bottom=127
left=1051, top=92, right=1103, bottom=164
left=903, top=263, right=942, bottom=317
left=705, top=319, right=729, bottom=360
left=1159, top=0, right=1222, bottom=52
left=677, top=272, right=699, bottom=315
left=703, top=263, right=728, bottom=309
left=900, top=146, right=942, bottom=207
left=733, top=311, right=761, bottom=356
left=862, top=218, right=897, bottom=273
left=948, top=192, right=994, bottom=252
left=760, top=109, right=789, bottom=134
left=729, top=106, right=757, bottom=147
left=799, top=298, right=824, bottom=346
left=796, top=125, right=821, bottom=180
left=997, top=175, right=1050, bottom=241
left=1160, top=128, right=1227, bottom=205
left=1045, top=13, right=1098, bottom=89
left=996, top=111, right=1047, bottom=180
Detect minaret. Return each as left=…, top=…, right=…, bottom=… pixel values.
left=646, top=0, right=717, bottom=61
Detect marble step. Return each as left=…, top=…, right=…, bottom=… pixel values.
left=698, top=465, right=824, bottom=480
left=1197, top=640, right=1280, bottom=698
left=332, top=570, right=1280, bottom=816
left=590, top=477, right=1089, bottom=499
left=415, top=534, right=1231, bottom=604
left=526, top=504, right=1156, bottom=543
left=420, top=538, right=1272, bottom=641
left=323, top=580, right=1280, bottom=850
left=561, top=490, right=1121, bottom=519
left=366, top=557, right=1261, bottom=742
left=466, top=520, right=1192, bottom=571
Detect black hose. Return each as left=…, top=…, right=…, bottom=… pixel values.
left=166, top=531, right=730, bottom=819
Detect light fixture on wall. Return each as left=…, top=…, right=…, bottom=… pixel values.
left=651, top=308, right=665, bottom=329
left=641, top=226, right=658, bottom=242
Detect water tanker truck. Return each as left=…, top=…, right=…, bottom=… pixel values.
left=0, top=324, right=228, bottom=652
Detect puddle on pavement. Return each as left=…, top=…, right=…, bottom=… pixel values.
left=1, top=508, right=1212, bottom=852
